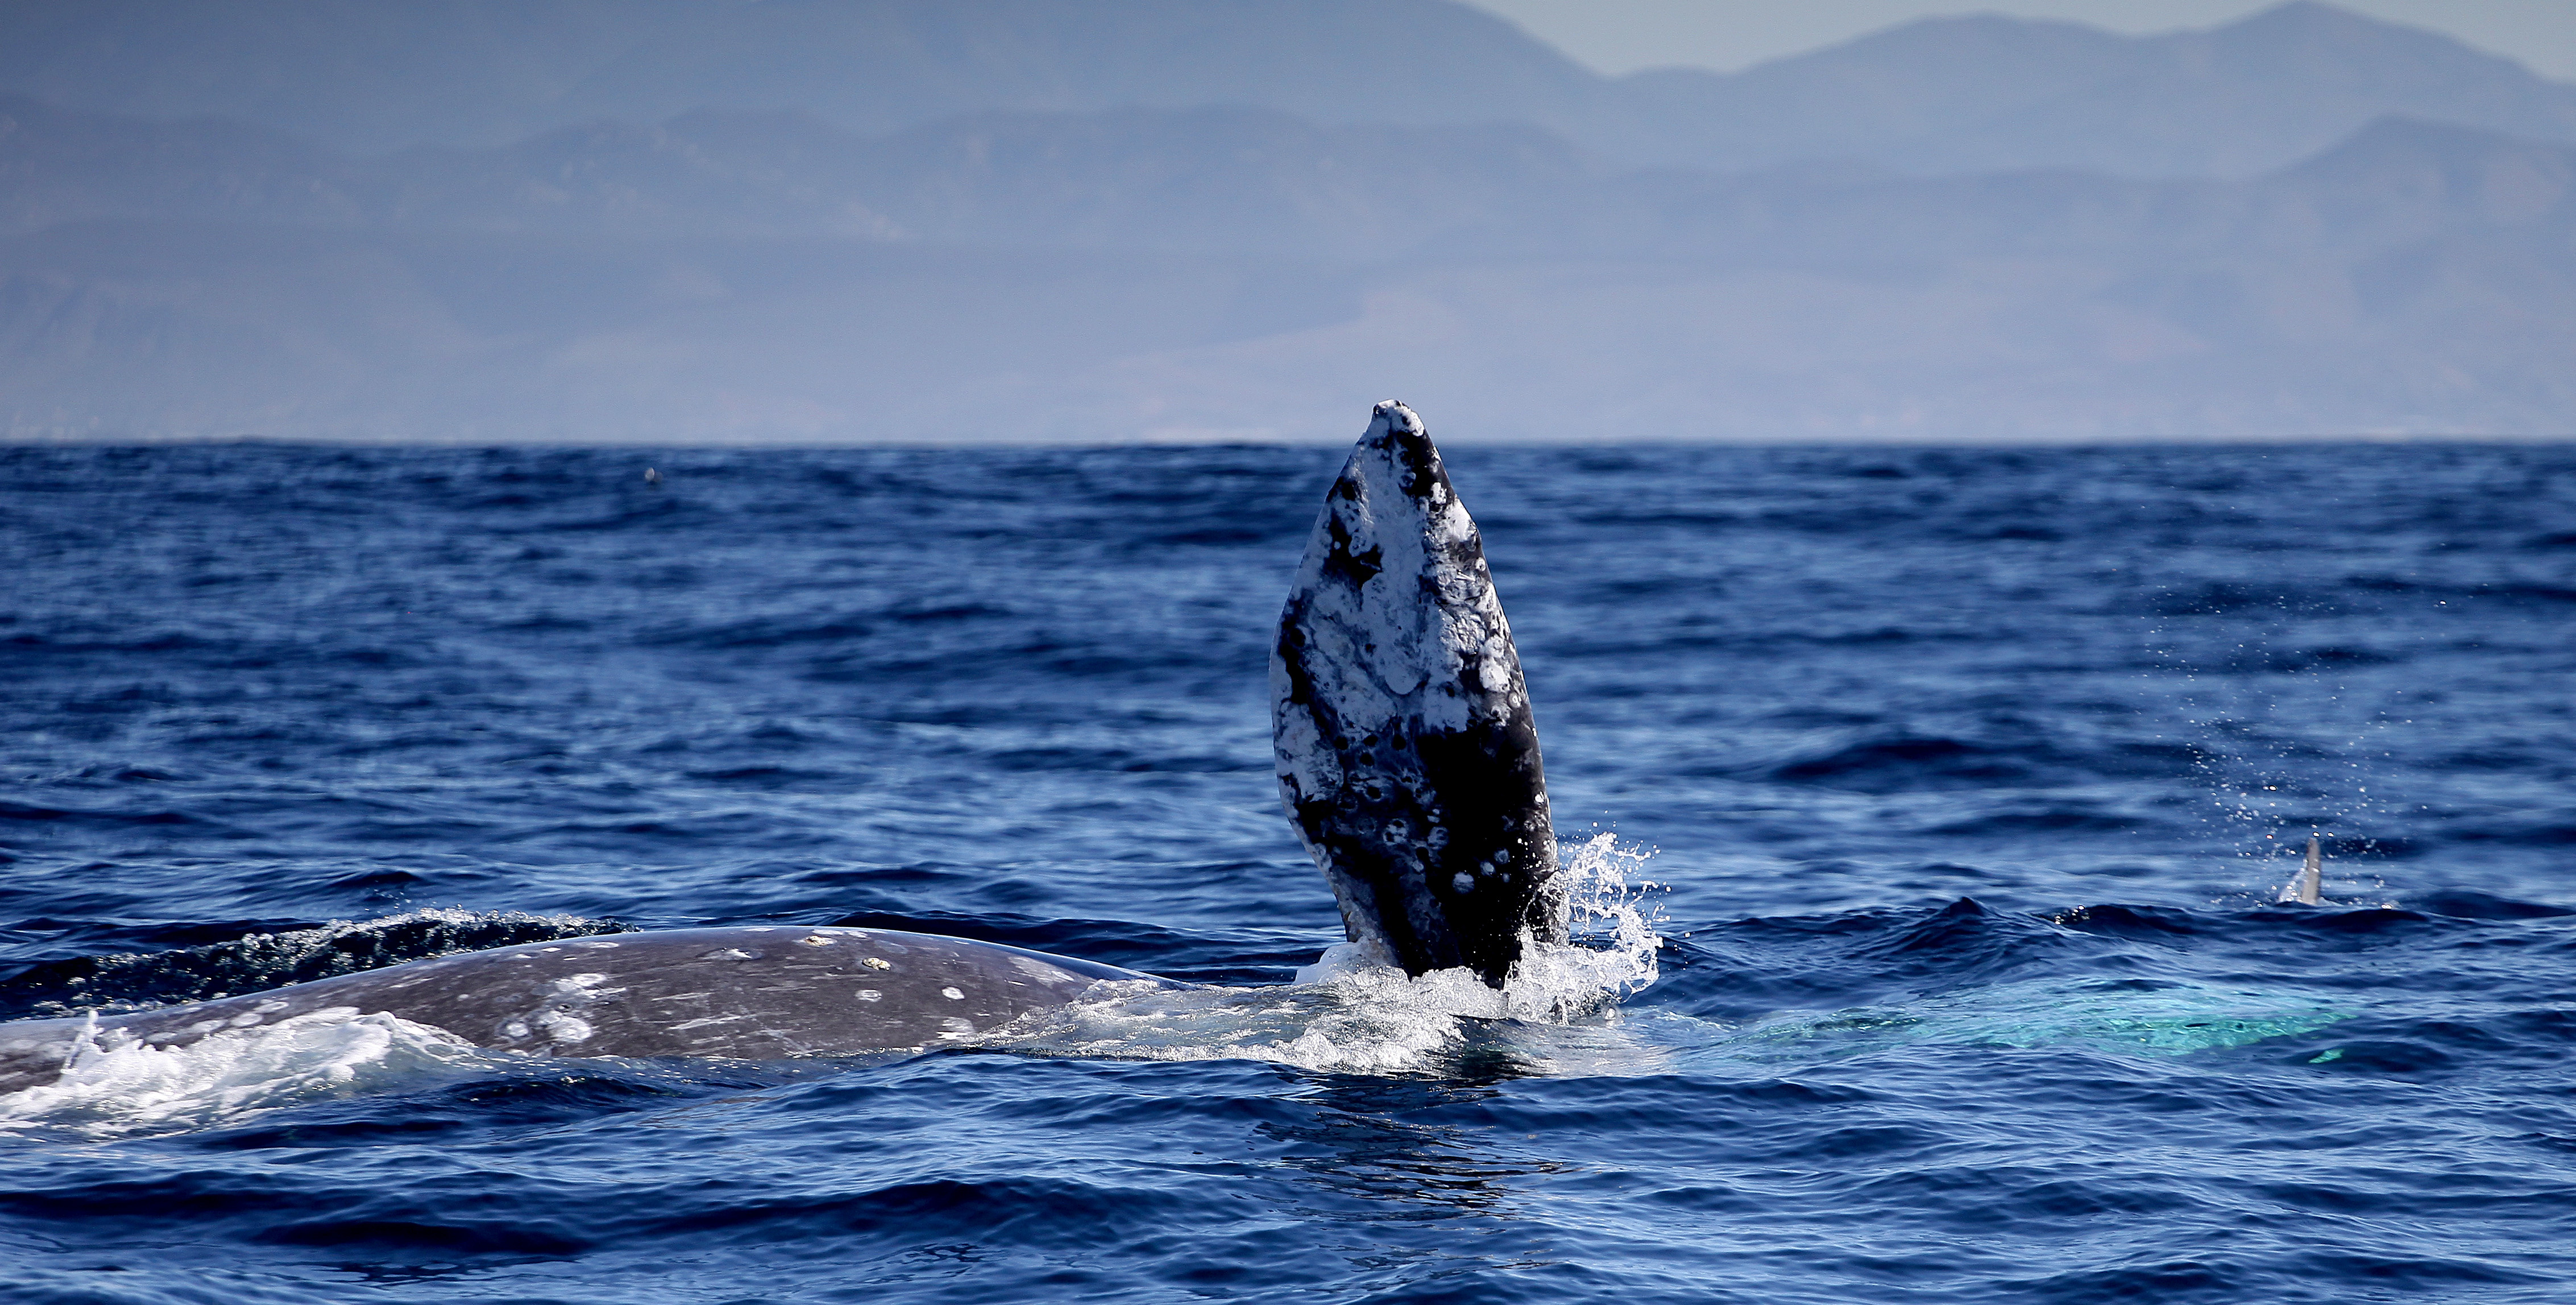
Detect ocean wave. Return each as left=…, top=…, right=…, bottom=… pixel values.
left=0, top=1007, right=486, bottom=1138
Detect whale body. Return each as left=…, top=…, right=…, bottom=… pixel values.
left=0, top=927, right=1179, bottom=1092
left=0, top=402, right=1561, bottom=1092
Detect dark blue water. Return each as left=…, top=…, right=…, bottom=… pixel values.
left=2, top=441, right=2572, bottom=1303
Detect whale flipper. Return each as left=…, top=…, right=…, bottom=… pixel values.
left=1271, top=401, right=1564, bottom=987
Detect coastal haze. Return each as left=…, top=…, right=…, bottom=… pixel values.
left=4, top=0, right=2575, bottom=441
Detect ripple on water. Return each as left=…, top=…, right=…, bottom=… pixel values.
left=2, top=442, right=2574, bottom=1302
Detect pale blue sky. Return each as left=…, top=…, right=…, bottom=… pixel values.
left=1459, top=1, right=2576, bottom=80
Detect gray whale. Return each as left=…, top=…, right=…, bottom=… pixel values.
left=0, top=402, right=1559, bottom=1093
left=0, top=927, right=1176, bottom=1092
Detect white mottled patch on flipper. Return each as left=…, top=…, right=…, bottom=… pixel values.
left=1270, top=401, right=1518, bottom=743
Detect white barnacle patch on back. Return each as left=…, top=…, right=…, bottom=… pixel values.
left=536, top=1011, right=594, bottom=1044
left=491, top=971, right=625, bottom=1049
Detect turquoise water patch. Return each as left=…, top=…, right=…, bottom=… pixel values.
left=1734, top=978, right=2349, bottom=1059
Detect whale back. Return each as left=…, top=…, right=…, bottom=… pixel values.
left=1271, top=401, right=1563, bottom=986
left=0, top=927, right=1173, bottom=1093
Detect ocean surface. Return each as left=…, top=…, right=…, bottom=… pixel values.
left=1, top=439, right=2571, bottom=1304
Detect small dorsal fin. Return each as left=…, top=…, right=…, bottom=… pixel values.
left=2278, top=834, right=2323, bottom=905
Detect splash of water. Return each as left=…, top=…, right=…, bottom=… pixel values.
left=984, top=833, right=1667, bottom=1076
left=1530, top=830, right=1666, bottom=1008
left=0, top=1008, right=486, bottom=1137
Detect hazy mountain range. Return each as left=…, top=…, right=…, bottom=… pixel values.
left=2, top=0, right=2571, bottom=442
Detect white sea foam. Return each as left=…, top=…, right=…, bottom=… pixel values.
left=985, top=832, right=1667, bottom=1076
left=0, top=1008, right=483, bottom=1137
